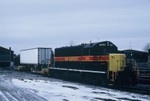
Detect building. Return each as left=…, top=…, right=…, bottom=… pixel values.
left=0, top=46, right=14, bottom=67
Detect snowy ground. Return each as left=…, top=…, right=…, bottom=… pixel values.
left=0, top=69, right=150, bottom=101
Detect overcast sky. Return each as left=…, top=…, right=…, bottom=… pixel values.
left=0, top=0, right=150, bottom=54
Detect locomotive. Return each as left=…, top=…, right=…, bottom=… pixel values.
left=49, top=41, right=137, bottom=86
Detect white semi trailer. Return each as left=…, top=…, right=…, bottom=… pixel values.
left=18, top=48, right=53, bottom=73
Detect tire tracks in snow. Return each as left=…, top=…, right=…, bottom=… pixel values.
left=0, top=75, right=47, bottom=101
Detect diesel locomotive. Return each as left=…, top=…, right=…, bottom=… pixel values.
left=50, top=41, right=137, bottom=86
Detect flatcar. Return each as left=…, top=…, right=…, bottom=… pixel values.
left=50, top=41, right=137, bottom=86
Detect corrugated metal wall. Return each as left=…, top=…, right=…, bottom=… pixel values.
left=38, top=48, right=52, bottom=65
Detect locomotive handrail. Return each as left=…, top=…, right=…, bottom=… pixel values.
left=51, top=67, right=106, bottom=74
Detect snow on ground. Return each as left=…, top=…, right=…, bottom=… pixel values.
left=0, top=74, right=47, bottom=101
left=12, top=78, right=150, bottom=101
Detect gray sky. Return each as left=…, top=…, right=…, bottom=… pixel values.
left=0, top=0, right=150, bottom=54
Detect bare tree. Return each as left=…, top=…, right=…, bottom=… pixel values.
left=143, top=43, right=150, bottom=52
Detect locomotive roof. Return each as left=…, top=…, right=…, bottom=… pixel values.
left=83, top=43, right=97, bottom=48
left=83, top=41, right=116, bottom=48
left=56, top=41, right=117, bottom=49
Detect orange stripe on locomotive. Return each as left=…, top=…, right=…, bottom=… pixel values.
left=55, top=55, right=109, bottom=62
